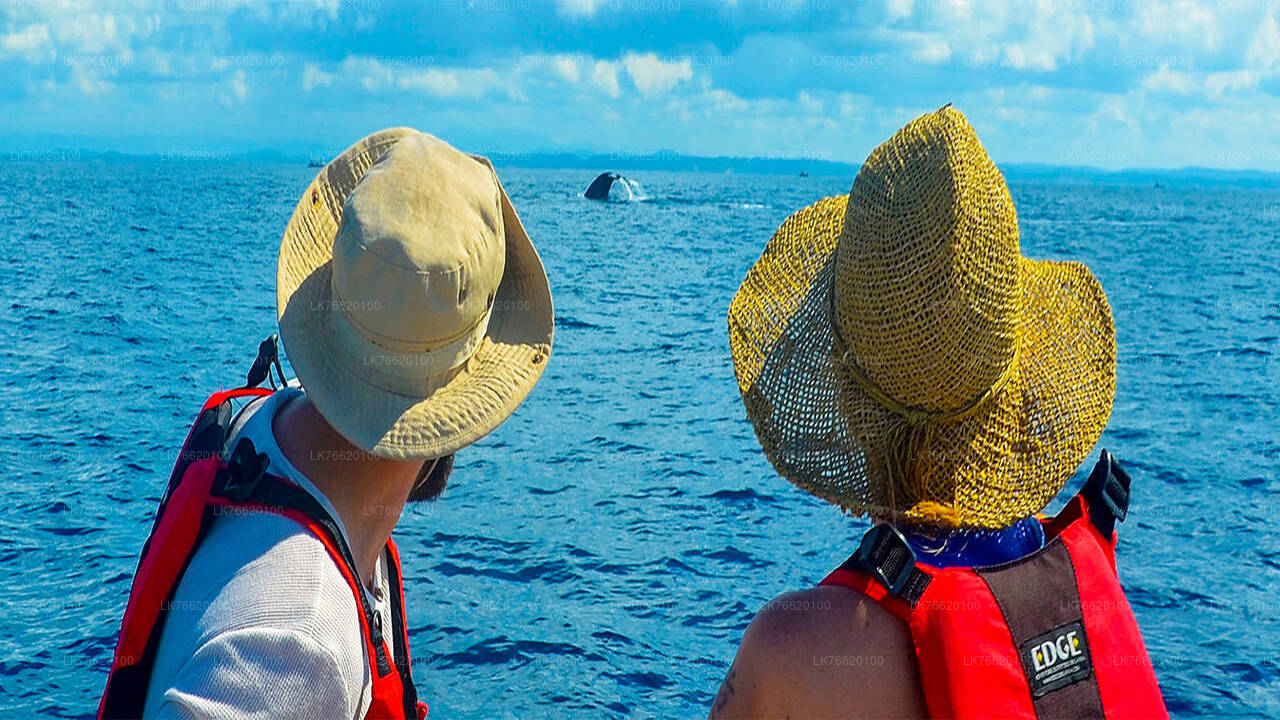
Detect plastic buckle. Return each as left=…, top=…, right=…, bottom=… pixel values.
left=1089, top=449, right=1130, bottom=522
left=213, top=438, right=268, bottom=502
left=245, top=333, right=286, bottom=390
left=853, top=523, right=916, bottom=596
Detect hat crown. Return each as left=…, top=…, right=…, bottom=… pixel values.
left=833, top=106, right=1021, bottom=412
left=331, top=132, right=505, bottom=353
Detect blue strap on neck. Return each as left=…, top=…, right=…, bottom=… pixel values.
left=901, top=516, right=1046, bottom=569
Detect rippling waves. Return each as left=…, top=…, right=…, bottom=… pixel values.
left=0, top=163, right=1277, bottom=718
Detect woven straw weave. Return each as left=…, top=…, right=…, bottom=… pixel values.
left=728, top=106, right=1116, bottom=529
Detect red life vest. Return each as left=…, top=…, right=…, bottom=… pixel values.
left=98, top=387, right=428, bottom=719
left=820, top=451, right=1168, bottom=719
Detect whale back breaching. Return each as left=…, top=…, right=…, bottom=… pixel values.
left=584, top=172, right=645, bottom=202
left=584, top=172, right=620, bottom=200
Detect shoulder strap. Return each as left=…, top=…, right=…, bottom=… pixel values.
left=212, top=438, right=393, bottom=677
left=837, top=524, right=933, bottom=607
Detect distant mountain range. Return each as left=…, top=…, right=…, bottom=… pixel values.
left=6, top=146, right=1280, bottom=186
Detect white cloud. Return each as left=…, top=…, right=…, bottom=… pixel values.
left=141, top=49, right=173, bottom=77
left=0, top=24, right=53, bottom=63
left=50, top=11, right=157, bottom=58
left=398, top=67, right=507, bottom=99
left=910, top=0, right=1094, bottom=72
left=1245, top=13, right=1280, bottom=73
left=70, top=64, right=113, bottom=94
left=303, top=63, right=335, bottom=91
left=839, top=92, right=858, bottom=117
left=912, top=38, right=951, bottom=64
left=1135, top=0, right=1221, bottom=51
left=621, top=52, right=692, bottom=97
left=218, top=68, right=248, bottom=106
left=1205, top=70, right=1258, bottom=99
left=886, top=0, right=914, bottom=22
left=558, top=0, right=603, bottom=18
left=552, top=55, right=580, bottom=83
left=231, top=69, right=247, bottom=101
left=691, top=88, right=748, bottom=113
left=334, top=57, right=512, bottom=99
left=592, top=60, right=621, bottom=98
left=1002, top=10, right=1093, bottom=72
left=1143, top=65, right=1197, bottom=95
left=798, top=90, right=823, bottom=113
left=341, top=56, right=394, bottom=92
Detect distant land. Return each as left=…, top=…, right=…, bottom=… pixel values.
left=6, top=146, right=1280, bottom=187
left=489, top=154, right=1280, bottom=187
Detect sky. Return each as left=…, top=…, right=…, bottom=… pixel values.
left=4, top=0, right=1280, bottom=169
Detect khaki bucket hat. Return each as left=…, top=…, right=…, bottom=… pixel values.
left=278, top=128, right=553, bottom=460
left=728, top=106, right=1116, bottom=529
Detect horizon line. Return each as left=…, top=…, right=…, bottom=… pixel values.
left=5, top=147, right=1280, bottom=179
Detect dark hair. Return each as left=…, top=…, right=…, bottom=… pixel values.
left=407, top=454, right=454, bottom=502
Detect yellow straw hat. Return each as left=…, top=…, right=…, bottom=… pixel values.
left=728, top=106, right=1116, bottom=529
left=278, top=128, right=553, bottom=460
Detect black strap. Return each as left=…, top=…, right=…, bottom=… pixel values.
left=840, top=524, right=932, bottom=607
left=384, top=546, right=421, bottom=717
left=212, top=438, right=392, bottom=676
left=245, top=333, right=287, bottom=390
left=1082, top=448, right=1131, bottom=542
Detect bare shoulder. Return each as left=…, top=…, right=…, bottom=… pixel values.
left=710, top=585, right=926, bottom=719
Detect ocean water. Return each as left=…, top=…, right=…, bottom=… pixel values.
left=1, top=160, right=1277, bottom=719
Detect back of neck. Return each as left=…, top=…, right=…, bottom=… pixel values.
left=272, top=393, right=418, bottom=587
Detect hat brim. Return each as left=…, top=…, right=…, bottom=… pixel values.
left=728, top=194, right=1116, bottom=528
left=277, top=128, right=554, bottom=459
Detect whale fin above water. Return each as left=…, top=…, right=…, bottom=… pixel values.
left=584, top=172, right=620, bottom=200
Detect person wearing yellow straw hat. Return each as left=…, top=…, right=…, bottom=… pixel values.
left=98, top=129, right=553, bottom=719
left=711, top=106, right=1166, bottom=719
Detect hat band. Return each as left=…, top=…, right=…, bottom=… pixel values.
left=838, top=342, right=1019, bottom=526
left=829, top=282, right=1020, bottom=426
left=831, top=297, right=1021, bottom=525
left=329, top=299, right=492, bottom=394
left=838, top=343, right=1020, bottom=427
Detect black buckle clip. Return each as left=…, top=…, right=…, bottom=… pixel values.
left=852, top=523, right=917, bottom=596
left=245, top=333, right=287, bottom=390
left=1084, top=449, right=1132, bottom=541
left=1088, top=449, right=1130, bottom=522
left=213, top=438, right=268, bottom=502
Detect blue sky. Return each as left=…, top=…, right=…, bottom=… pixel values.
left=4, top=0, right=1280, bottom=169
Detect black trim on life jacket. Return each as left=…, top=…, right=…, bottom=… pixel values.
left=384, top=545, right=420, bottom=719
left=211, top=437, right=393, bottom=677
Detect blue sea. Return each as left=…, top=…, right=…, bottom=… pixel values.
left=1, top=160, right=1277, bottom=718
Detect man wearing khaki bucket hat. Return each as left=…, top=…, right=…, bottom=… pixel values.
left=710, top=107, right=1166, bottom=719
left=99, top=129, right=552, bottom=719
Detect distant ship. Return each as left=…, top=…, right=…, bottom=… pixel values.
left=799, top=171, right=809, bottom=177
left=307, top=159, right=324, bottom=168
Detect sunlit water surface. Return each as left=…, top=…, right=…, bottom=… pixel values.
left=1, top=162, right=1277, bottom=718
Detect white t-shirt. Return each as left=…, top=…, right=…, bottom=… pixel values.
left=142, top=387, right=392, bottom=720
